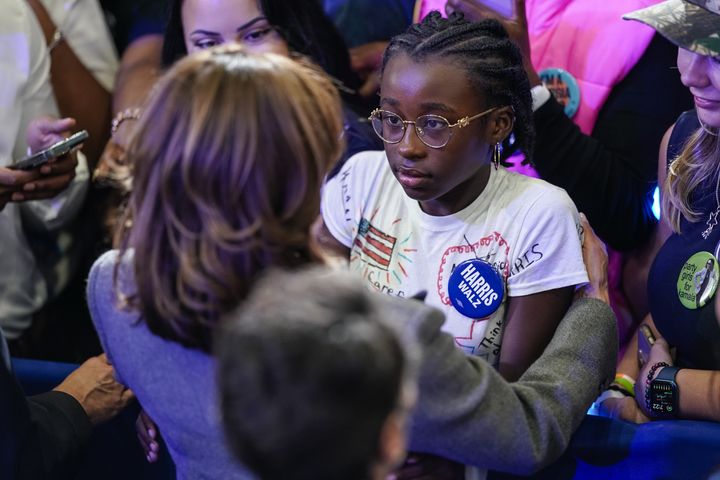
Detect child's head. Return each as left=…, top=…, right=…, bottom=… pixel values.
left=372, top=12, right=534, bottom=215
left=216, top=267, right=417, bottom=480
left=118, top=45, right=344, bottom=351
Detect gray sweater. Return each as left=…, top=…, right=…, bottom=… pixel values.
left=87, top=250, right=252, bottom=480
left=88, top=250, right=617, bottom=477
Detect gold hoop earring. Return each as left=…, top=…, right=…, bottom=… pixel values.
left=492, top=143, right=501, bottom=170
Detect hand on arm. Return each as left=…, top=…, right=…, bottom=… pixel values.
left=595, top=315, right=658, bottom=424
left=53, top=354, right=134, bottom=425
left=575, top=213, right=610, bottom=304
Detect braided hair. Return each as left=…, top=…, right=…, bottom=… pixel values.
left=382, top=11, right=535, bottom=162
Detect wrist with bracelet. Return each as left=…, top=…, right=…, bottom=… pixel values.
left=610, top=373, right=635, bottom=397
left=645, top=362, right=681, bottom=417
left=111, top=108, right=142, bottom=136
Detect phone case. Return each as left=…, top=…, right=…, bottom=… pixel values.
left=11, top=130, right=88, bottom=170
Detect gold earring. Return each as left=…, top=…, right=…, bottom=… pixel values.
left=492, top=143, right=501, bottom=170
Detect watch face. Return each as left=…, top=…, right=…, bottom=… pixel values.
left=651, top=381, right=677, bottom=415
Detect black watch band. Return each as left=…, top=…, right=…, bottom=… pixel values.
left=650, top=366, right=681, bottom=417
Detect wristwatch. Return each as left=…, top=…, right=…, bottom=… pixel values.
left=650, top=366, right=681, bottom=417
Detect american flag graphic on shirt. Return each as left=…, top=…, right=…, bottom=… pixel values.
left=354, top=218, right=396, bottom=270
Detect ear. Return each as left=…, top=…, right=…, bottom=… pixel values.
left=486, top=106, right=515, bottom=144
left=376, top=410, right=409, bottom=474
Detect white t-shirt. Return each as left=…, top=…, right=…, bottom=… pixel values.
left=0, top=0, right=89, bottom=338
left=40, top=0, right=119, bottom=92
left=322, top=151, right=588, bottom=364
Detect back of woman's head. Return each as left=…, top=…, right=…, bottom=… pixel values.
left=118, top=44, right=344, bottom=351
left=382, top=12, right=534, bottom=159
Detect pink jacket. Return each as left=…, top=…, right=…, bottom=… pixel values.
left=415, top=0, right=660, bottom=134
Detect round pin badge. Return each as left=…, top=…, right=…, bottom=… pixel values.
left=676, top=251, right=719, bottom=309
left=539, top=68, right=581, bottom=118
left=447, top=259, right=505, bottom=319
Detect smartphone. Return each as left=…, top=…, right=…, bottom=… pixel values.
left=10, top=130, right=89, bottom=171
left=479, top=0, right=514, bottom=18
left=637, top=324, right=656, bottom=367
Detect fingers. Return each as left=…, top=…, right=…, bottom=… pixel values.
left=580, top=213, right=607, bottom=255
left=31, top=116, right=76, bottom=135
left=42, top=152, right=79, bottom=172
left=27, top=117, right=77, bottom=154
left=136, top=410, right=160, bottom=462
left=13, top=171, right=75, bottom=201
left=0, top=167, right=39, bottom=187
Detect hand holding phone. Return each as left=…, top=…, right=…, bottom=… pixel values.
left=637, top=324, right=656, bottom=367
left=10, top=130, right=88, bottom=171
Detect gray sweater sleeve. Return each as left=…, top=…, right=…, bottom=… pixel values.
left=405, top=297, right=617, bottom=474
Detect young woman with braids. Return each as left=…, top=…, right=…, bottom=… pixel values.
left=318, top=12, right=588, bottom=382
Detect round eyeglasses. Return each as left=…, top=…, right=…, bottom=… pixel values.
left=369, top=107, right=498, bottom=149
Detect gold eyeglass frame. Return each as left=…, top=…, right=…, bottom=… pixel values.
left=369, top=106, right=498, bottom=149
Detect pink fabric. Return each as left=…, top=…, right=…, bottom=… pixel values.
left=415, top=0, right=447, bottom=21
left=417, top=0, right=659, bottom=135
left=526, top=0, right=659, bottom=134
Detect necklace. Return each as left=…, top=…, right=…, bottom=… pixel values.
left=702, top=206, right=720, bottom=239
left=702, top=176, right=720, bottom=239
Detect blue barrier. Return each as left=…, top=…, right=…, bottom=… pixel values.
left=11, top=357, right=175, bottom=480
left=492, top=415, right=720, bottom=479
left=12, top=358, right=720, bottom=479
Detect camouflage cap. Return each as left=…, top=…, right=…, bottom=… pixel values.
left=623, top=0, right=720, bottom=57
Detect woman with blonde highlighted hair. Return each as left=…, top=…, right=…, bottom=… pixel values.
left=599, top=1, right=720, bottom=424
left=86, top=44, right=343, bottom=479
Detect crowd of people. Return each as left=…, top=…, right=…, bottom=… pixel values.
left=1, top=0, right=719, bottom=479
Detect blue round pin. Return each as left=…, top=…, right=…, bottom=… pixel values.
left=448, top=259, right=505, bottom=319
left=539, top=68, right=581, bottom=118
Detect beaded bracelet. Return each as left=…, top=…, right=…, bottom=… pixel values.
left=111, top=108, right=141, bottom=136
left=644, top=361, right=670, bottom=412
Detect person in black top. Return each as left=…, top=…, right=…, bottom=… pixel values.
left=1, top=330, right=133, bottom=479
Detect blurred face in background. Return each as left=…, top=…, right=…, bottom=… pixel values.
left=182, top=0, right=290, bottom=56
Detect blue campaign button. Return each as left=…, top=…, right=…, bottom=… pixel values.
left=448, top=259, right=505, bottom=319
left=539, top=68, right=581, bottom=118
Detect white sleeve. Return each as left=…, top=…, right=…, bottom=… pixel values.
left=321, top=151, right=383, bottom=248
left=507, top=187, right=588, bottom=296
left=321, top=157, right=360, bottom=248
left=41, top=0, right=119, bottom=92
left=17, top=2, right=89, bottom=231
